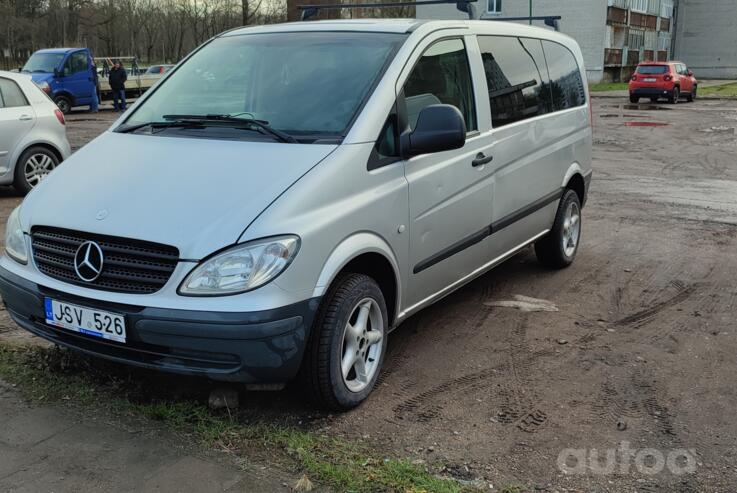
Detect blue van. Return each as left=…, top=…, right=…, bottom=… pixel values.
left=21, top=48, right=97, bottom=114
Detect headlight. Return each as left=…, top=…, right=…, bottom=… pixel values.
left=179, top=235, right=300, bottom=296
left=5, top=207, right=28, bottom=264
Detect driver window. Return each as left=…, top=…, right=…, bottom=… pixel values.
left=403, top=38, right=477, bottom=132
left=65, top=52, right=88, bottom=74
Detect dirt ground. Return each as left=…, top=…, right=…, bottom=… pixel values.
left=2, top=100, right=737, bottom=492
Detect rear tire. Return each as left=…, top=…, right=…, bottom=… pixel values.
left=302, top=273, right=388, bottom=411
left=14, top=146, right=59, bottom=194
left=54, top=95, right=72, bottom=114
left=669, top=87, right=680, bottom=104
left=535, top=189, right=582, bottom=269
left=629, top=95, right=640, bottom=104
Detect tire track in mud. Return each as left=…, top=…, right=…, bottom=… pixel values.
left=614, top=280, right=694, bottom=328
left=393, top=312, right=552, bottom=433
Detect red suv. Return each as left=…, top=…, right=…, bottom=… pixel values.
left=629, top=61, right=697, bottom=104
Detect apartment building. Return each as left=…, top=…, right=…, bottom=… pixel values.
left=673, top=0, right=737, bottom=78
left=416, top=0, right=676, bottom=83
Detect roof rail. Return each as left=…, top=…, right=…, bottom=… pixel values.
left=298, top=0, right=477, bottom=21
left=484, top=15, right=562, bottom=31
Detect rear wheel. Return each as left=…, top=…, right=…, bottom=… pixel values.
left=302, top=273, right=387, bottom=410
left=535, top=189, right=582, bottom=269
left=669, top=87, right=680, bottom=104
left=54, top=95, right=72, bottom=114
left=629, top=95, right=640, bottom=104
left=14, top=146, right=59, bottom=194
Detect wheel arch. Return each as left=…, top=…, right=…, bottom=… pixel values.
left=561, top=163, right=586, bottom=205
left=9, top=140, right=64, bottom=178
left=313, top=233, right=401, bottom=327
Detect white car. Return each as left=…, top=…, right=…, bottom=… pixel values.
left=0, top=70, right=71, bottom=193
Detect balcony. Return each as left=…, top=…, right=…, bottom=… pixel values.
left=607, top=6, right=628, bottom=25
left=604, top=48, right=623, bottom=66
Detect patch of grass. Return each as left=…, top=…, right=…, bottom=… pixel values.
left=500, top=485, right=525, bottom=493
left=700, top=82, right=737, bottom=97
left=588, top=82, right=628, bottom=92
left=0, top=344, right=478, bottom=493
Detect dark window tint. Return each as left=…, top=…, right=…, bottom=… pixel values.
left=478, top=36, right=552, bottom=127
left=0, top=78, right=29, bottom=108
left=542, top=40, right=586, bottom=111
left=65, top=51, right=89, bottom=74
left=637, top=65, right=668, bottom=74
left=404, top=38, right=477, bottom=132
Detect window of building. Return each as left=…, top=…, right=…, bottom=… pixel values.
left=660, top=0, right=673, bottom=18
left=404, top=38, right=477, bottom=132
left=487, top=0, right=502, bottom=14
left=628, top=28, right=645, bottom=49
left=630, top=0, right=648, bottom=13
left=478, top=36, right=552, bottom=128
left=0, top=78, right=29, bottom=108
left=542, top=40, right=586, bottom=111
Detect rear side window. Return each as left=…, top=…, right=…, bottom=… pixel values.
left=637, top=65, right=668, bottom=74
left=404, top=38, right=477, bottom=132
left=542, top=40, right=586, bottom=111
left=478, top=36, right=552, bottom=127
left=0, top=78, right=29, bottom=108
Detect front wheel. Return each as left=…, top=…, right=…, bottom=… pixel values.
left=535, top=189, right=582, bottom=269
left=302, top=273, right=387, bottom=410
left=687, top=86, right=697, bottom=102
left=54, top=95, right=72, bottom=114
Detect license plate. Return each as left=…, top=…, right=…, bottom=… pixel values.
left=44, top=298, right=126, bottom=343
left=644, top=78, right=657, bottom=82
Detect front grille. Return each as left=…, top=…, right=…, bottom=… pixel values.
left=31, top=227, right=179, bottom=294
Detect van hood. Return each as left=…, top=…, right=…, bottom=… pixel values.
left=21, top=131, right=336, bottom=259
left=29, top=73, right=54, bottom=84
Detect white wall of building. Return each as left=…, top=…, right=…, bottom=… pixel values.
left=674, top=0, right=737, bottom=78
left=417, top=0, right=609, bottom=82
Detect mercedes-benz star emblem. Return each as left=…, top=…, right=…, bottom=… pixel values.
left=74, top=241, right=104, bottom=282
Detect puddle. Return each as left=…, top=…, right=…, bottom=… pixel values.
left=700, top=126, right=735, bottom=133
left=484, top=295, right=559, bottom=312
left=603, top=104, right=672, bottom=111
left=623, top=121, right=669, bottom=127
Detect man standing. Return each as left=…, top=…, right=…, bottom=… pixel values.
left=109, top=60, right=127, bottom=111
left=89, top=59, right=99, bottom=113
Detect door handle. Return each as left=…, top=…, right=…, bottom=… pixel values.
left=18, top=115, right=33, bottom=121
left=472, top=153, right=493, bottom=167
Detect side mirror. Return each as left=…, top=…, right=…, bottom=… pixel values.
left=53, top=68, right=64, bottom=78
left=402, top=104, right=466, bottom=159
left=687, top=70, right=694, bottom=76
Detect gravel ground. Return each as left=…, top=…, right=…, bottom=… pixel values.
left=2, top=100, right=737, bottom=491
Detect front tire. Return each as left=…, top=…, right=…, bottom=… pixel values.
left=687, top=86, right=697, bottom=102
left=302, top=273, right=387, bottom=410
left=14, top=146, right=59, bottom=194
left=54, top=95, right=72, bottom=114
left=535, top=189, right=582, bottom=269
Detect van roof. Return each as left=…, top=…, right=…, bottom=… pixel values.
left=34, top=48, right=84, bottom=54
left=223, top=18, right=566, bottom=38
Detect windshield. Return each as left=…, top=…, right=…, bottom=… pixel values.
left=637, top=65, right=668, bottom=75
left=22, top=52, right=65, bottom=73
left=124, top=32, right=406, bottom=138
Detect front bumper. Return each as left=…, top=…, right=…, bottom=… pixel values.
left=0, top=266, right=320, bottom=383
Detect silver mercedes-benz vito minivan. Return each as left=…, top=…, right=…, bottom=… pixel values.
left=0, top=18, right=592, bottom=410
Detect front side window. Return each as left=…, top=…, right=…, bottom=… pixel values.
left=123, top=32, right=406, bottom=139
left=542, top=40, right=586, bottom=111
left=487, top=0, right=502, bottom=14
left=479, top=36, right=552, bottom=128
left=65, top=52, right=89, bottom=74
left=403, top=38, right=477, bottom=132
left=0, top=78, right=29, bottom=109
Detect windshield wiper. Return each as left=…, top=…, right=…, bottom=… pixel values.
left=161, top=114, right=298, bottom=143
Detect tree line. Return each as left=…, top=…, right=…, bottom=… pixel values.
left=0, top=0, right=287, bottom=70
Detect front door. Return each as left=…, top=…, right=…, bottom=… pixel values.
left=401, top=36, right=495, bottom=311
left=0, top=77, right=35, bottom=172
left=61, top=50, right=94, bottom=105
